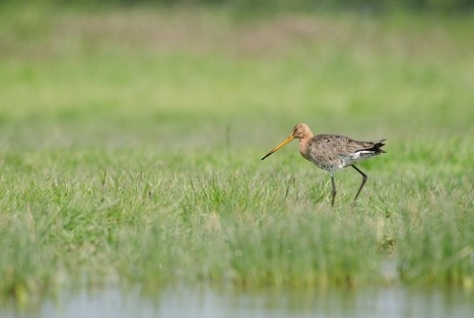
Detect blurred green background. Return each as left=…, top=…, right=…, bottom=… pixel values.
left=2, top=0, right=473, bottom=150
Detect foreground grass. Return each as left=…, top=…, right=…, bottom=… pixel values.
left=1, top=143, right=473, bottom=303
left=0, top=4, right=473, bottom=306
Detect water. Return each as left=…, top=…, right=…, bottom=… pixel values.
left=2, top=285, right=474, bottom=317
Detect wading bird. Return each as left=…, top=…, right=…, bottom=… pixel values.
left=261, top=123, right=386, bottom=206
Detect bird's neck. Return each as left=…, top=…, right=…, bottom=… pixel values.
left=298, top=135, right=312, bottom=161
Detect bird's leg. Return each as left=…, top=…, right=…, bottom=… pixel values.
left=330, top=171, right=337, bottom=207
left=351, top=164, right=367, bottom=201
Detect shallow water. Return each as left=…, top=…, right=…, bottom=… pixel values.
left=2, top=284, right=474, bottom=317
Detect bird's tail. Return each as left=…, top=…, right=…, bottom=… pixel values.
left=365, top=139, right=386, bottom=155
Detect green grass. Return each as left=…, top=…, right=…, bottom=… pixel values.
left=1, top=4, right=474, bottom=306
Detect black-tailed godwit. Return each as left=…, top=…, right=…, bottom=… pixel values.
left=261, top=123, right=386, bottom=206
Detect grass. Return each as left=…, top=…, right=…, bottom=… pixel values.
left=0, top=3, right=474, bottom=307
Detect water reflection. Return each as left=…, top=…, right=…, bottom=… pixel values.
left=2, top=284, right=473, bottom=317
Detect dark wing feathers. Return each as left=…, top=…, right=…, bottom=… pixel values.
left=314, top=135, right=386, bottom=156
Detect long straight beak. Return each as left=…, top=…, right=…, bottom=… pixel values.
left=261, top=135, right=294, bottom=160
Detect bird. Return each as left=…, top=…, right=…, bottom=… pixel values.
left=261, top=123, right=386, bottom=206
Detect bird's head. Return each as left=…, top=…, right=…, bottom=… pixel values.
left=261, top=123, right=313, bottom=160
left=291, top=123, right=312, bottom=139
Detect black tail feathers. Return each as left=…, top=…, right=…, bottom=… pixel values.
left=369, top=139, right=386, bottom=155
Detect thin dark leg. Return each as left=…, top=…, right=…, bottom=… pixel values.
left=330, top=172, right=337, bottom=207
left=351, top=164, right=367, bottom=201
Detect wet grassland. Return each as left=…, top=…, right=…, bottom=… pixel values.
left=1, top=3, right=473, bottom=305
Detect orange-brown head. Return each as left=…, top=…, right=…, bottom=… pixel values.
left=261, top=123, right=314, bottom=160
